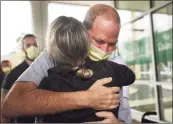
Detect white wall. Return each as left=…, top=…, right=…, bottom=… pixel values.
left=30, top=1, right=49, bottom=50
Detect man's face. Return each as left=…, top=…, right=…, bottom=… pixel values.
left=23, top=36, right=40, bottom=61
left=1, top=62, right=11, bottom=69
left=23, top=37, right=37, bottom=50
left=1, top=61, right=11, bottom=75
left=88, top=16, right=120, bottom=53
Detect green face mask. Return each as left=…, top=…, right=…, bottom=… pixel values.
left=26, top=46, right=40, bottom=61
left=89, top=44, right=111, bottom=61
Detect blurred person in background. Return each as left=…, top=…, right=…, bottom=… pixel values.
left=1, top=60, right=12, bottom=76
left=0, top=64, right=5, bottom=123
left=0, top=64, right=5, bottom=88
left=1, top=34, right=40, bottom=123
left=3, top=4, right=133, bottom=123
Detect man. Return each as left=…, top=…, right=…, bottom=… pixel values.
left=1, top=34, right=40, bottom=123
left=2, top=4, right=132, bottom=123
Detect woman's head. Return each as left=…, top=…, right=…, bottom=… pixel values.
left=46, top=16, right=91, bottom=77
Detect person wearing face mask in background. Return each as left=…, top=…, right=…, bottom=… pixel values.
left=1, top=34, right=40, bottom=123
left=0, top=64, right=5, bottom=123
left=1, top=60, right=12, bottom=76
left=0, top=65, right=5, bottom=87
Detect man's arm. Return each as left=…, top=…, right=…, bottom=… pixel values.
left=16, top=51, right=54, bottom=85
left=2, top=51, right=120, bottom=119
left=1, top=51, right=52, bottom=121
left=86, top=87, right=132, bottom=124
left=2, top=78, right=120, bottom=118
left=1, top=69, right=16, bottom=123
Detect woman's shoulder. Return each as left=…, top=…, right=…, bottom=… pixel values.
left=37, top=50, right=55, bottom=68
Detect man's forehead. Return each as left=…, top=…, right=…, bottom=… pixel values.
left=1, top=62, right=10, bottom=66
left=23, top=37, right=36, bottom=41
left=93, top=15, right=120, bottom=28
left=92, top=18, right=120, bottom=37
left=23, top=37, right=36, bottom=43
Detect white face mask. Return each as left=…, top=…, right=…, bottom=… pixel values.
left=26, top=46, right=40, bottom=61
left=89, top=44, right=112, bottom=61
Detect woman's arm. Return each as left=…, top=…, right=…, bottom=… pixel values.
left=112, top=63, right=135, bottom=86
left=119, top=65, right=135, bottom=86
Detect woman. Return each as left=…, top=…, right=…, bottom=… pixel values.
left=38, top=16, right=135, bottom=123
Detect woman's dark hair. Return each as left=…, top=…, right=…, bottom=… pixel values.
left=46, top=16, right=93, bottom=79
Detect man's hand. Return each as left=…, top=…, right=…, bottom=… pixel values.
left=87, top=111, right=123, bottom=123
left=87, top=77, right=120, bottom=110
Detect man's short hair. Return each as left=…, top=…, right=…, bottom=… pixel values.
left=22, top=34, right=36, bottom=40
left=83, top=4, right=120, bottom=30
left=22, top=34, right=36, bottom=48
